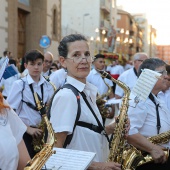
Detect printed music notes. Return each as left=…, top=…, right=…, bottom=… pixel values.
left=45, top=147, right=96, bottom=170
left=132, top=69, right=161, bottom=102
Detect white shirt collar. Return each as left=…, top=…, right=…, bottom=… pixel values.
left=66, top=76, right=98, bottom=103
left=26, top=74, right=46, bottom=85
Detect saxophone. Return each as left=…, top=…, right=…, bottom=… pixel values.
left=137, top=131, right=170, bottom=166
left=148, top=130, right=170, bottom=144
left=32, top=81, right=56, bottom=152
left=96, top=76, right=113, bottom=118
left=98, top=70, right=144, bottom=170
left=24, top=113, right=56, bottom=170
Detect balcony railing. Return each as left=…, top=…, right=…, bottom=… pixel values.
left=100, top=0, right=110, bottom=13
left=100, top=20, right=110, bottom=30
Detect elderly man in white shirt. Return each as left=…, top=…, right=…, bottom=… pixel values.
left=158, top=64, right=170, bottom=111
left=127, top=58, right=170, bottom=170
left=42, top=51, right=54, bottom=77
left=115, top=52, right=148, bottom=99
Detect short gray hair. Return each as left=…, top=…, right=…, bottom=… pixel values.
left=138, top=58, right=166, bottom=76
left=133, top=52, right=148, bottom=61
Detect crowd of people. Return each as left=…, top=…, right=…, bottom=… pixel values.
left=0, top=33, right=170, bottom=170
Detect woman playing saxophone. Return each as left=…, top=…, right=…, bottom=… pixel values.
left=49, top=34, right=130, bottom=170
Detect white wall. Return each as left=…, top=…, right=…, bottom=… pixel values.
left=0, top=0, right=8, bottom=57
left=46, top=0, right=60, bottom=60
left=62, top=0, right=100, bottom=39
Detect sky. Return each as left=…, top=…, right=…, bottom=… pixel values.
left=117, top=0, right=170, bottom=45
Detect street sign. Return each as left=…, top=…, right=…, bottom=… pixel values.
left=39, top=35, right=51, bottom=49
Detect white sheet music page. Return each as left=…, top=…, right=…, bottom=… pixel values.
left=45, top=147, right=96, bottom=170
left=131, top=69, right=161, bottom=102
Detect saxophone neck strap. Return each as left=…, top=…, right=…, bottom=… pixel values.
left=148, top=93, right=161, bottom=134
left=48, top=69, right=52, bottom=76
left=29, top=83, right=44, bottom=105
left=133, top=67, right=138, bottom=77
left=28, top=83, right=45, bottom=116
left=80, top=91, right=110, bottom=143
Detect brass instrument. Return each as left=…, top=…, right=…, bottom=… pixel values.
left=32, top=92, right=47, bottom=152
left=24, top=114, right=56, bottom=170
left=148, top=130, right=170, bottom=144
left=137, top=131, right=170, bottom=166
left=98, top=70, right=144, bottom=170
left=43, top=75, right=57, bottom=92
left=96, top=74, right=113, bottom=118
left=32, top=78, right=56, bottom=152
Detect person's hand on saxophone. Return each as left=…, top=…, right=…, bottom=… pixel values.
left=105, top=117, right=130, bottom=137
left=26, top=126, right=43, bottom=138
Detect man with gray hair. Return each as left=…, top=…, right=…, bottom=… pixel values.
left=127, top=58, right=170, bottom=170
left=115, top=52, right=148, bottom=99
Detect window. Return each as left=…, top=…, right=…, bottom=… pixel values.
left=53, top=9, right=57, bottom=35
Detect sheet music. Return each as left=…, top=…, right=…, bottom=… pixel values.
left=45, top=147, right=96, bottom=170
left=106, top=98, right=121, bottom=105
left=131, top=69, right=161, bottom=101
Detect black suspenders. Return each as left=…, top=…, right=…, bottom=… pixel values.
left=148, top=93, right=161, bottom=134
left=21, top=82, right=44, bottom=113
left=29, top=83, right=44, bottom=108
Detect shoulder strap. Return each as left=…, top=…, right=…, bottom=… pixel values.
left=46, top=84, right=81, bottom=148
left=148, top=93, right=161, bottom=134
left=17, top=78, right=26, bottom=116
left=80, top=92, right=110, bottom=143
left=62, top=84, right=81, bottom=148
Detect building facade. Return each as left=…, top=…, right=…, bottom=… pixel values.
left=115, top=9, right=141, bottom=60
left=0, top=0, right=61, bottom=60
left=61, top=0, right=113, bottom=55
left=133, top=13, right=157, bottom=57
left=156, top=45, right=170, bottom=63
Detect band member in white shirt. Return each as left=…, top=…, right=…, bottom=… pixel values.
left=127, top=58, right=170, bottom=170
left=115, top=52, right=148, bottom=99
left=50, top=34, right=128, bottom=170
left=42, top=51, right=54, bottom=77
left=87, top=54, right=115, bottom=122
left=7, top=49, right=54, bottom=158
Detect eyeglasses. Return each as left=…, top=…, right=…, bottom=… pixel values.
left=137, top=59, right=144, bottom=62
left=155, top=70, right=167, bottom=76
left=44, top=60, right=53, bottom=64
left=66, top=55, right=94, bottom=63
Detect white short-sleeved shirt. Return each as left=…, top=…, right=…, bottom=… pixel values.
left=0, top=73, right=20, bottom=97
left=128, top=93, right=170, bottom=148
left=158, top=88, right=170, bottom=111
left=49, top=68, right=67, bottom=89
left=87, top=69, right=113, bottom=96
left=106, top=65, right=124, bottom=75
left=42, top=70, right=52, bottom=77
left=115, top=67, right=137, bottom=97
left=7, top=74, right=54, bottom=126
left=0, top=100, right=26, bottom=170
left=50, top=76, right=109, bottom=162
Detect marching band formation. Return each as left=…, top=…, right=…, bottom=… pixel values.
left=0, top=33, right=170, bottom=170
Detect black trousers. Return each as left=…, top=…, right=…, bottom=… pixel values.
left=136, top=152, right=170, bottom=170
left=23, top=132, right=37, bottom=158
